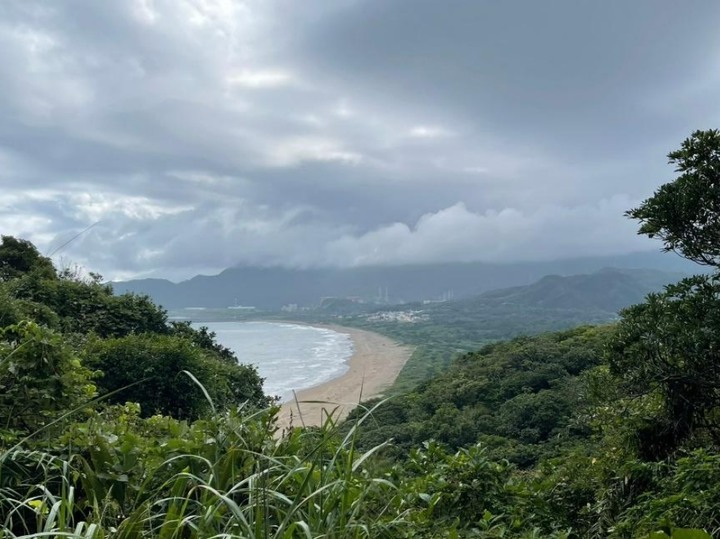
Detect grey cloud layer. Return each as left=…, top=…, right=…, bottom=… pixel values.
left=1, top=0, right=718, bottom=279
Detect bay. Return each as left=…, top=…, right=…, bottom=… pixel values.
left=192, top=321, right=354, bottom=401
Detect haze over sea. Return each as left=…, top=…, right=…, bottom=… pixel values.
left=191, top=321, right=354, bottom=401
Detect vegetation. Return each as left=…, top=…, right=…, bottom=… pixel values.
left=0, top=247, right=269, bottom=445
left=85, top=333, right=266, bottom=420
left=346, top=325, right=613, bottom=466
left=340, top=301, right=615, bottom=393
left=2, top=130, right=720, bottom=537
left=627, top=129, right=720, bottom=266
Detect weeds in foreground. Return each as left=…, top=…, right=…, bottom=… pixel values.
left=0, top=398, right=407, bottom=538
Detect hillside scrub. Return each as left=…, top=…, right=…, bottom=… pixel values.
left=0, top=249, right=269, bottom=444
left=345, top=325, right=614, bottom=466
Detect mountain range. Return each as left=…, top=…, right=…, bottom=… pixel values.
left=112, top=251, right=698, bottom=310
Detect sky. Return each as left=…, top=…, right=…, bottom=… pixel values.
left=1, top=0, right=719, bottom=281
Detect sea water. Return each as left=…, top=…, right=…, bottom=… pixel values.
left=192, top=321, right=354, bottom=401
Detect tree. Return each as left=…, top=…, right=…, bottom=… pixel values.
left=10, top=270, right=168, bottom=338
left=610, top=129, right=720, bottom=458
left=0, top=236, right=56, bottom=281
left=85, top=334, right=268, bottom=420
left=169, top=320, right=237, bottom=363
left=627, top=129, right=720, bottom=266
left=608, top=275, right=720, bottom=457
left=0, top=321, right=96, bottom=440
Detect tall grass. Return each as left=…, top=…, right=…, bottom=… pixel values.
left=0, top=398, right=407, bottom=538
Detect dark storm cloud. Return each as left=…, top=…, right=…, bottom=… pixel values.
left=296, top=1, right=720, bottom=155
left=0, top=0, right=718, bottom=279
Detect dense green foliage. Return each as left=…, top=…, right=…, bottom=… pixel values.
left=0, top=248, right=268, bottom=442
left=609, top=274, right=720, bottom=459
left=3, top=131, right=720, bottom=537
left=346, top=325, right=613, bottom=466
left=6, top=271, right=168, bottom=338
left=0, top=236, right=56, bottom=282
left=0, top=405, right=409, bottom=538
left=628, top=129, right=720, bottom=267
left=0, top=321, right=96, bottom=440
left=85, top=333, right=266, bottom=420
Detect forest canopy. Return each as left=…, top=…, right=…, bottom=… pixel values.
left=0, top=241, right=269, bottom=441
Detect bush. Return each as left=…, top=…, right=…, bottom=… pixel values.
left=85, top=334, right=268, bottom=420
left=0, top=321, right=96, bottom=442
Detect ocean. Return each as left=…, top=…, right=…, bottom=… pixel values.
left=192, top=321, right=354, bottom=401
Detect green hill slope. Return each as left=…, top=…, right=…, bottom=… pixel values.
left=474, top=267, right=685, bottom=312
left=347, top=325, right=614, bottom=466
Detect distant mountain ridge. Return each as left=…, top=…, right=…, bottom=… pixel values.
left=112, top=251, right=698, bottom=310
left=469, top=267, right=686, bottom=313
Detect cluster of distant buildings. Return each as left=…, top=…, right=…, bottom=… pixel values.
left=364, top=310, right=429, bottom=323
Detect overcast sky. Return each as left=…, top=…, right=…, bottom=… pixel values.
left=1, top=1, right=719, bottom=280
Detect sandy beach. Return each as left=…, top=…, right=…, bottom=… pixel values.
left=275, top=325, right=413, bottom=430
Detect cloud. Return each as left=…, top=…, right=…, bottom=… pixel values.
left=261, top=136, right=364, bottom=167
left=323, top=198, right=646, bottom=267
left=0, top=0, right=718, bottom=280
left=407, top=125, right=454, bottom=139
left=20, top=192, right=646, bottom=281
left=226, top=68, right=295, bottom=89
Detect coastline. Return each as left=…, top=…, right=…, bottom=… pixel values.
left=275, top=324, right=413, bottom=430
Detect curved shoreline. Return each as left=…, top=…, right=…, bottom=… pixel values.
left=275, top=324, right=413, bottom=430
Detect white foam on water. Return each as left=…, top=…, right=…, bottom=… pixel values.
left=191, top=321, right=354, bottom=402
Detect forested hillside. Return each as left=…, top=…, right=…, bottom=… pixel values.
left=2, top=130, right=720, bottom=537
left=347, top=325, right=613, bottom=466
left=472, top=267, right=686, bottom=312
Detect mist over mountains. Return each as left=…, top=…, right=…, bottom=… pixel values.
left=112, top=251, right=697, bottom=310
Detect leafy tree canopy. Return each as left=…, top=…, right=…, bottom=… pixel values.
left=0, top=235, right=56, bottom=281
left=0, top=235, right=269, bottom=424
left=628, top=129, right=720, bottom=266
left=610, top=130, right=720, bottom=458
left=0, top=321, right=96, bottom=441
left=84, top=334, right=269, bottom=420
left=347, top=325, right=613, bottom=465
